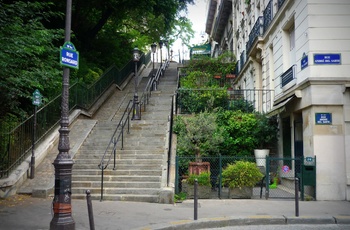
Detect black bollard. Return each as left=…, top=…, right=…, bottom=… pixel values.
left=86, top=190, right=95, bottom=230
left=194, top=179, right=198, bottom=220
left=295, top=178, right=299, bottom=217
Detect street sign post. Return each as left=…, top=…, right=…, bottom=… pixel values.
left=60, top=41, right=79, bottom=69
left=31, top=89, right=42, bottom=179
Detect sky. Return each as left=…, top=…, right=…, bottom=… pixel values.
left=171, top=0, right=208, bottom=61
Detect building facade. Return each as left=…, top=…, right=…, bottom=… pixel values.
left=206, top=0, right=350, bottom=200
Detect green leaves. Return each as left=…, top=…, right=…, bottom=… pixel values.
left=222, top=161, right=263, bottom=189
left=175, top=112, right=225, bottom=159
left=0, top=1, right=63, bottom=119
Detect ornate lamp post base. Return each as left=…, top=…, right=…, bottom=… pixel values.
left=50, top=157, right=75, bottom=230
left=132, top=94, right=141, bottom=120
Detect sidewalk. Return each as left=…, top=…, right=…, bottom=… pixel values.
left=0, top=195, right=349, bottom=229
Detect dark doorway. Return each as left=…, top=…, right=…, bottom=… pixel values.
left=294, top=116, right=304, bottom=177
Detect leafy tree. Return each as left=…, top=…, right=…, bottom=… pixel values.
left=174, top=112, right=225, bottom=161
left=0, top=1, right=63, bottom=120
left=0, top=0, right=196, bottom=122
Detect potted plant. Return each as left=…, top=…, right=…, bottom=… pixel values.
left=222, top=161, right=264, bottom=199
left=253, top=114, right=278, bottom=168
left=174, top=112, right=224, bottom=174
left=182, top=172, right=212, bottom=199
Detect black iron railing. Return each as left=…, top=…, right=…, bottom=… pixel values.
left=0, top=52, right=151, bottom=179
left=263, top=0, right=273, bottom=33
left=99, top=59, right=170, bottom=201
left=176, top=88, right=274, bottom=114
left=175, top=155, right=315, bottom=200
left=246, top=16, right=263, bottom=54
left=98, top=99, right=133, bottom=201
left=281, top=65, right=296, bottom=87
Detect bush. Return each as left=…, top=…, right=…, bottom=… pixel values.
left=222, top=161, right=263, bottom=189
left=175, top=112, right=225, bottom=160
left=186, top=172, right=211, bottom=187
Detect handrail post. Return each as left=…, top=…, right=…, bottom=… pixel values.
left=121, top=121, right=124, bottom=150
left=113, top=138, right=117, bottom=170
left=100, top=164, right=104, bottom=202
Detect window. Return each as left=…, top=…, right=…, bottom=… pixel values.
left=289, top=26, right=295, bottom=51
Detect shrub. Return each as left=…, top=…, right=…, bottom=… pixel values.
left=186, top=172, right=211, bottom=187
left=222, top=161, right=263, bottom=189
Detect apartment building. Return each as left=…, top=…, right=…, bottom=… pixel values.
left=205, top=0, right=350, bottom=200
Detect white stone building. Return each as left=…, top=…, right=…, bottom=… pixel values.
left=205, top=0, right=350, bottom=200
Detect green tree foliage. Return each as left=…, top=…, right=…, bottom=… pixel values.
left=174, top=112, right=225, bottom=160
left=222, top=161, right=263, bottom=189
left=0, top=0, right=195, bottom=122
left=216, top=110, right=259, bottom=156
left=0, top=1, right=63, bottom=120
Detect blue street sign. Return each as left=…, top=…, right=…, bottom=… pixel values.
left=301, top=54, right=308, bottom=70
left=314, top=53, right=341, bottom=65
left=60, top=42, right=79, bottom=69
left=315, top=113, right=332, bottom=125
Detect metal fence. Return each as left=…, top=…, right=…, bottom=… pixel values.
left=0, top=52, right=151, bottom=179
left=176, top=88, right=274, bottom=114
left=175, top=155, right=316, bottom=200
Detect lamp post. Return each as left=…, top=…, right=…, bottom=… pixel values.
left=50, top=0, right=75, bottom=229
left=170, top=49, right=173, bottom=62
left=132, top=47, right=141, bottom=120
left=159, top=41, right=163, bottom=67
left=164, top=40, right=170, bottom=60
left=151, top=43, right=157, bottom=76
left=164, top=40, right=168, bottom=61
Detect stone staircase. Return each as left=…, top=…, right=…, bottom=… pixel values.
left=71, top=63, right=178, bottom=202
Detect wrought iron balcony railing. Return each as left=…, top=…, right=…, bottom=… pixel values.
left=246, top=16, right=263, bottom=54
left=281, top=65, right=296, bottom=87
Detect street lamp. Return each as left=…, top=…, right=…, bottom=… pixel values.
left=164, top=40, right=168, bottom=61
left=170, top=49, right=173, bottom=62
left=151, top=43, right=157, bottom=76
left=50, top=0, right=75, bottom=229
left=132, top=47, right=141, bottom=120
left=159, top=41, right=163, bottom=66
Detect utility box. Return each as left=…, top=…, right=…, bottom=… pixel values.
left=302, top=157, right=316, bottom=186
left=302, top=165, right=316, bottom=186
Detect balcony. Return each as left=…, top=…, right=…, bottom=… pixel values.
left=205, top=0, right=217, bottom=34
left=238, top=50, right=246, bottom=74
left=212, top=0, right=232, bottom=41
left=281, top=65, right=296, bottom=88
left=263, top=0, right=273, bottom=33
left=246, top=16, right=263, bottom=54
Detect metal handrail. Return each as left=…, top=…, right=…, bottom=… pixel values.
left=99, top=60, right=170, bottom=201
left=139, top=60, right=169, bottom=114
left=0, top=52, right=151, bottom=179
left=98, top=99, right=133, bottom=201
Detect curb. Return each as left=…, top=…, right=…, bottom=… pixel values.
left=136, top=215, right=350, bottom=230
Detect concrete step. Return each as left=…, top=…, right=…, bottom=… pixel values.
left=74, top=158, right=163, bottom=165
left=72, top=175, right=161, bottom=182
left=73, top=163, right=162, bottom=170
left=74, top=153, right=164, bottom=160
left=70, top=64, right=178, bottom=203
left=72, top=187, right=160, bottom=196
left=72, top=181, right=161, bottom=188
left=72, top=169, right=162, bottom=176
left=71, top=193, right=159, bottom=202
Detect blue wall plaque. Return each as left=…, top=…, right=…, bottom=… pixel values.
left=315, top=113, right=332, bottom=125
left=314, top=54, right=341, bottom=65
left=301, top=55, right=308, bottom=70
